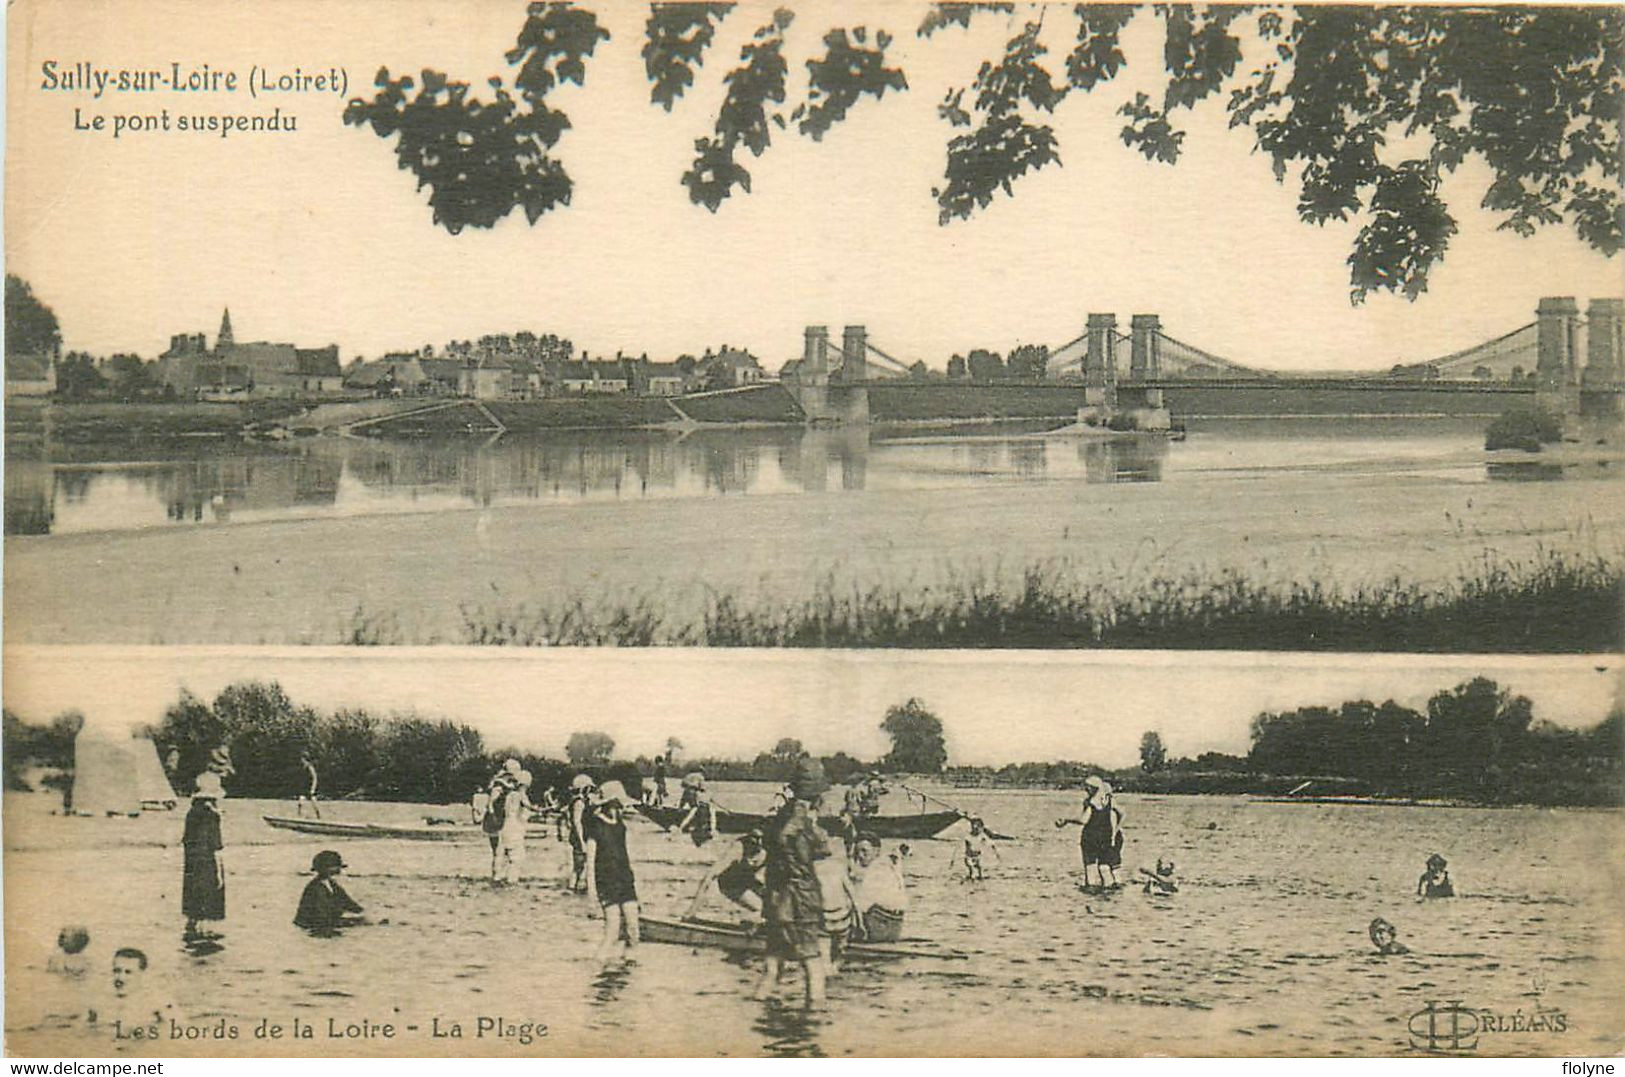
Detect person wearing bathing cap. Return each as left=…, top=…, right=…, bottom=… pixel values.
left=1055, top=775, right=1124, bottom=889
left=756, top=757, right=833, bottom=1008
left=496, top=770, right=535, bottom=885
left=294, top=850, right=365, bottom=934
left=567, top=774, right=597, bottom=892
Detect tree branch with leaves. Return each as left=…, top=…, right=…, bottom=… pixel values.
left=343, top=2, right=1621, bottom=302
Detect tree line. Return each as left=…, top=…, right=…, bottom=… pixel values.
left=7, top=678, right=1613, bottom=806
left=1, top=686, right=952, bottom=803
left=946, top=678, right=1621, bottom=807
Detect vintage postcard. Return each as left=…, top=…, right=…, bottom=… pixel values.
left=3, top=647, right=1623, bottom=1057
left=4, top=0, right=1622, bottom=1060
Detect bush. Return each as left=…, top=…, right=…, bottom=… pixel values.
left=1486, top=407, right=1562, bottom=452
left=1105, top=411, right=1140, bottom=432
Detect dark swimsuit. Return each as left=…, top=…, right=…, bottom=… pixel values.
left=588, top=813, right=637, bottom=907
left=718, top=854, right=764, bottom=902
left=1080, top=804, right=1123, bottom=868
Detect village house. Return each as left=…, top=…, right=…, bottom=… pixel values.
left=344, top=353, right=431, bottom=396
left=4, top=353, right=57, bottom=398
left=704, top=347, right=766, bottom=388
left=455, top=353, right=546, bottom=400
left=158, top=309, right=344, bottom=398
left=551, top=360, right=596, bottom=394
left=588, top=359, right=631, bottom=393
left=417, top=358, right=466, bottom=396
left=633, top=359, right=692, bottom=396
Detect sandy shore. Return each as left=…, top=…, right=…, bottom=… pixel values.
left=6, top=460, right=1621, bottom=644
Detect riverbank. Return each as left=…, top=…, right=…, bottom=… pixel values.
left=6, top=456, right=1620, bottom=645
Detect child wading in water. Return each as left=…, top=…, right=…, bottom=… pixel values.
left=1417, top=853, right=1454, bottom=898
left=1368, top=917, right=1410, bottom=955
left=953, top=817, right=1000, bottom=881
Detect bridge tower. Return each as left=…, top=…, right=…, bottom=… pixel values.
left=1536, top=297, right=1582, bottom=388
left=1583, top=298, right=1623, bottom=387
left=838, top=325, right=868, bottom=384
left=1084, top=313, right=1119, bottom=406
left=1130, top=314, right=1164, bottom=409
left=802, top=325, right=830, bottom=385
left=1536, top=296, right=1583, bottom=414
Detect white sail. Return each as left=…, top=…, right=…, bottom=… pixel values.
left=70, top=729, right=141, bottom=817
left=131, top=735, right=178, bottom=809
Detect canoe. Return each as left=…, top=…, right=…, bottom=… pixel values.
left=635, top=804, right=964, bottom=840
left=639, top=916, right=966, bottom=961
left=262, top=815, right=555, bottom=842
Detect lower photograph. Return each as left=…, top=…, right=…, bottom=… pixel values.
left=2, top=647, right=1621, bottom=1058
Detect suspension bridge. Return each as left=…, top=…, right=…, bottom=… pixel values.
left=777, top=296, right=1623, bottom=423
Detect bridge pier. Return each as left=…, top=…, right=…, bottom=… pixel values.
left=788, top=324, right=871, bottom=423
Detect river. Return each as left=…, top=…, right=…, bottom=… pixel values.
left=3, top=419, right=1620, bottom=644
left=4, top=787, right=1621, bottom=1057
left=4, top=419, right=1616, bottom=537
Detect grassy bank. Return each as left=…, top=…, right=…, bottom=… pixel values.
left=413, top=547, right=1623, bottom=650
left=4, top=399, right=305, bottom=444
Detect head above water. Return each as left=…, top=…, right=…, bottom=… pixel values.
left=1426, top=853, right=1448, bottom=871
left=1368, top=917, right=1398, bottom=949
left=57, top=925, right=90, bottom=954
left=854, top=833, right=882, bottom=865
left=111, top=948, right=147, bottom=996
left=311, top=849, right=346, bottom=876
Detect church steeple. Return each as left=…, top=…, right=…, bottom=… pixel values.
left=217, top=307, right=234, bottom=352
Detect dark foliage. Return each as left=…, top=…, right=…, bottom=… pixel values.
left=1486, top=406, right=1564, bottom=452
left=342, top=3, right=609, bottom=233
left=5, top=275, right=61, bottom=358
left=880, top=698, right=949, bottom=773
left=346, top=5, right=1619, bottom=300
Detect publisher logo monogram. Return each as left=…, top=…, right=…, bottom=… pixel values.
left=1408, top=1001, right=1480, bottom=1053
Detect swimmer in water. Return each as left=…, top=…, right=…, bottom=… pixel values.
left=1368, top=917, right=1409, bottom=955
left=1140, top=858, right=1178, bottom=895
left=1417, top=853, right=1454, bottom=898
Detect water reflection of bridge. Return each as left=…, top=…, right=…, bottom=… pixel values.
left=2, top=427, right=1180, bottom=535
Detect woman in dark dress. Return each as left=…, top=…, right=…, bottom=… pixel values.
left=182, top=772, right=227, bottom=938
left=755, top=758, right=832, bottom=1008
left=1055, top=776, right=1123, bottom=889
left=585, top=787, right=639, bottom=963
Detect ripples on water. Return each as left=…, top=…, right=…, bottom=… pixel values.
left=6, top=789, right=1622, bottom=1056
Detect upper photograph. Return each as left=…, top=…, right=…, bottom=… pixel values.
left=5, top=0, right=1621, bottom=648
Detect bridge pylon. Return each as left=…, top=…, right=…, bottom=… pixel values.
left=1084, top=313, right=1119, bottom=407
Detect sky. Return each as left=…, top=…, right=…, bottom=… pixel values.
left=6, top=0, right=1622, bottom=373
left=4, top=648, right=1619, bottom=768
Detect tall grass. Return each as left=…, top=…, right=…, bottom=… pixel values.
left=373, top=546, right=1624, bottom=651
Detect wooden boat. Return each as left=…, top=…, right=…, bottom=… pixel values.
left=1248, top=796, right=1423, bottom=806
left=640, top=916, right=967, bottom=961
left=261, top=815, right=554, bottom=841
left=635, top=804, right=965, bottom=840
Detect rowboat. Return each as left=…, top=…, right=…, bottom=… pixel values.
left=261, top=815, right=555, bottom=842
left=639, top=916, right=967, bottom=961
left=635, top=804, right=965, bottom=840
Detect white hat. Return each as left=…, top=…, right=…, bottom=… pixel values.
left=503, top=759, right=522, bottom=775
left=193, top=772, right=226, bottom=799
